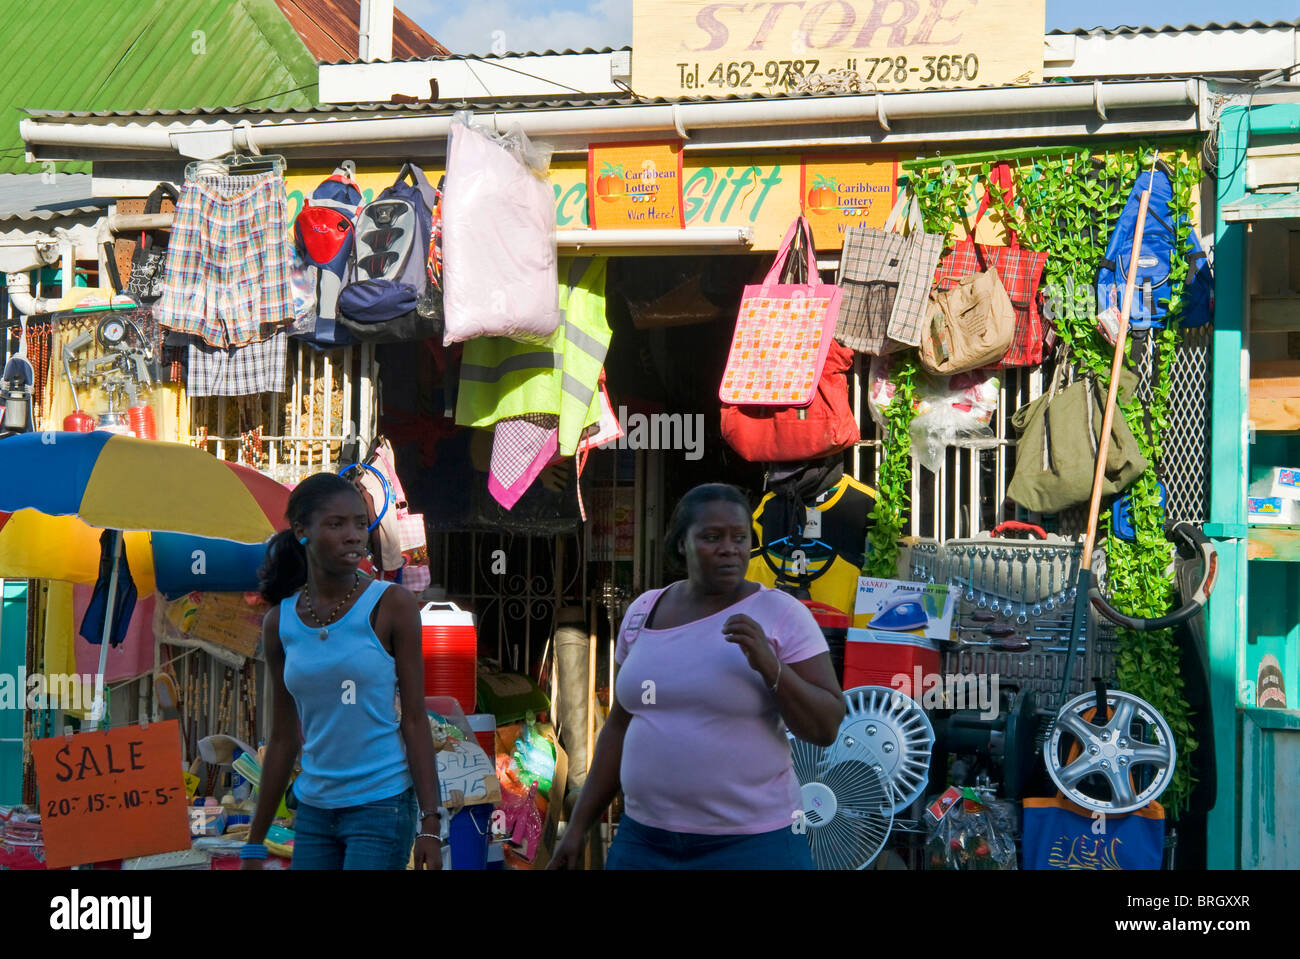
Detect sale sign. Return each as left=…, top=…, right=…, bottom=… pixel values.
left=32, top=720, right=191, bottom=868
left=587, top=141, right=685, bottom=229
left=801, top=155, right=898, bottom=249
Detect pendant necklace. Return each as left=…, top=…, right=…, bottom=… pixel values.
left=303, top=572, right=362, bottom=640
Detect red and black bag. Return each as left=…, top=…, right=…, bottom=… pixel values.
left=720, top=339, right=859, bottom=463
left=933, top=162, right=1048, bottom=367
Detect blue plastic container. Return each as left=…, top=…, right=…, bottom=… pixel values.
left=448, top=805, right=493, bottom=870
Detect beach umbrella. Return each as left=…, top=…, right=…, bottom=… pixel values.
left=0, top=431, right=289, bottom=719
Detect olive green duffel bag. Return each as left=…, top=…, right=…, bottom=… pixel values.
left=1007, top=363, right=1148, bottom=514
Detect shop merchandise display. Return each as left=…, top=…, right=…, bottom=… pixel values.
left=290, top=163, right=363, bottom=347
left=721, top=337, right=859, bottom=463
left=834, top=186, right=943, bottom=354
left=337, top=163, right=442, bottom=343
left=455, top=258, right=611, bottom=509
left=925, top=789, right=1017, bottom=870
left=917, top=266, right=1015, bottom=375
left=155, top=172, right=294, bottom=349
left=931, top=162, right=1048, bottom=367
left=1006, top=360, right=1148, bottom=514
left=1096, top=161, right=1214, bottom=342
left=747, top=470, right=876, bottom=615
left=441, top=113, right=560, bottom=345
left=719, top=216, right=839, bottom=407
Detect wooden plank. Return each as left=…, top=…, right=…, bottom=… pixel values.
left=1252, top=296, right=1300, bottom=333
left=1247, top=525, right=1300, bottom=561
left=1251, top=397, right=1300, bottom=432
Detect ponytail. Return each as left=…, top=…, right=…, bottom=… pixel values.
left=259, top=529, right=308, bottom=605
left=259, top=471, right=363, bottom=604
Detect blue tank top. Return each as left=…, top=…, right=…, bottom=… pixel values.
left=280, top=578, right=413, bottom=808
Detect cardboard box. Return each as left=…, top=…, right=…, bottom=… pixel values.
left=1267, top=467, right=1300, bottom=501
left=1248, top=496, right=1300, bottom=525
left=852, top=578, right=958, bottom=640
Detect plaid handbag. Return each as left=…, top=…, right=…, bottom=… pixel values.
left=934, top=163, right=1048, bottom=367
left=835, top=187, right=943, bottom=354
left=719, top=216, right=840, bottom=407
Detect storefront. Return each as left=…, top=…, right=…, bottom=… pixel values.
left=2, top=10, right=1269, bottom=867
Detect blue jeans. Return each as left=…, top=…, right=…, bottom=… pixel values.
left=290, top=786, right=417, bottom=870
left=605, top=815, right=815, bottom=870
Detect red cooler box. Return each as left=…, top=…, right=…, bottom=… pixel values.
left=421, top=601, right=478, bottom=713
left=843, top=628, right=940, bottom=691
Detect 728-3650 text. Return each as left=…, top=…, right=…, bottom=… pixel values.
left=677, top=54, right=980, bottom=90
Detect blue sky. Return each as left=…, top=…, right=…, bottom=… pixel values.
left=404, top=0, right=1299, bottom=55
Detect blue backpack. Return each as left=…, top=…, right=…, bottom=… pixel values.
left=1095, top=163, right=1213, bottom=342
left=291, top=163, right=363, bottom=348
left=337, top=163, right=443, bottom=343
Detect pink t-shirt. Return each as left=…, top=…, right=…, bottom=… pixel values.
left=613, top=584, right=829, bottom=835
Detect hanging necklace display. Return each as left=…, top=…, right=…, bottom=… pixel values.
left=303, top=572, right=362, bottom=640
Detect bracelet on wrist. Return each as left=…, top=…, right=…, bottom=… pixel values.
left=770, top=659, right=783, bottom=693
left=416, top=832, right=441, bottom=841
left=239, top=842, right=269, bottom=861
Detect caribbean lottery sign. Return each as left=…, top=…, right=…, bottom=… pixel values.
left=801, top=155, right=897, bottom=247
left=588, top=141, right=685, bottom=229
left=632, top=0, right=1044, bottom=97
left=32, top=721, right=191, bottom=867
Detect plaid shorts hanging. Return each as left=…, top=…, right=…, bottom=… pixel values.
left=933, top=162, right=1048, bottom=367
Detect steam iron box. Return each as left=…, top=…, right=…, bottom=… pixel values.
left=852, top=578, right=958, bottom=640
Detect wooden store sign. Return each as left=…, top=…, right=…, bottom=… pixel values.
left=31, top=720, right=191, bottom=867
left=631, top=0, right=1044, bottom=97
left=285, top=152, right=897, bottom=252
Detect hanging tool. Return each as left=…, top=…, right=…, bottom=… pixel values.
left=1, top=315, right=35, bottom=433
left=1067, top=151, right=1159, bottom=704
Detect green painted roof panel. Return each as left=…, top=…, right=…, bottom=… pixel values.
left=0, top=0, right=319, bottom=174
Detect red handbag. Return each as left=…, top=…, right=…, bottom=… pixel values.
left=721, top=339, right=860, bottom=462
left=933, top=162, right=1048, bottom=367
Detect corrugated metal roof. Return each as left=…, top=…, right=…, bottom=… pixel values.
left=274, top=0, right=448, bottom=62
left=0, top=174, right=107, bottom=222
left=1049, top=19, right=1300, bottom=36
left=0, top=0, right=320, bottom=175
left=319, top=46, right=629, bottom=65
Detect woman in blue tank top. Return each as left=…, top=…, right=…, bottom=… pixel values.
left=242, top=473, right=443, bottom=870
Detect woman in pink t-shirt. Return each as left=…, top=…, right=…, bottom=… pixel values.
left=550, top=483, right=845, bottom=870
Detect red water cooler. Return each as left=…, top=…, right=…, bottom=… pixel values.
left=420, top=601, right=478, bottom=714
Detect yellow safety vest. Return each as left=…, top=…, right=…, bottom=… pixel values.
left=455, top=257, right=610, bottom=456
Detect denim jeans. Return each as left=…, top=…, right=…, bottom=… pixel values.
left=605, top=814, right=815, bottom=870
left=290, top=786, right=417, bottom=870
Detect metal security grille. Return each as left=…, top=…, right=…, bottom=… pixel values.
left=1161, top=325, right=1212, bottom=525
left=189, top=340, right=370, bottom=483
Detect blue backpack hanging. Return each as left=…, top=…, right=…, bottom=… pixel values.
left=291, top=162, right=363, bottom=348
left=337, top=163, right=444, bottom=343
left=1096, top=162, right=1213, bottom=342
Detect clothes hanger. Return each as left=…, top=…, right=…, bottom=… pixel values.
left=184, top=152, right=285, bottom=181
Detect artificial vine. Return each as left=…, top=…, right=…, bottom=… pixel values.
left=865, top=355, right=917, bottom=577
left=906, top=142, right=1203, bottom=817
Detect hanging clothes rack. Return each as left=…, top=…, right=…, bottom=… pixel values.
left=184, top=152, right=286, bottom=181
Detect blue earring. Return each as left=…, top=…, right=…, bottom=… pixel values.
left=299, top=537, right=308, bottom=546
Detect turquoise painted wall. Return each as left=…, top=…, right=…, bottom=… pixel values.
left=1208, top=100, right=1300, bottom=869
left=0, top=581, right=27, bottom=805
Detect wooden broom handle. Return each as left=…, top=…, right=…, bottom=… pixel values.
left=1082, top=154, right=1158, bottom=569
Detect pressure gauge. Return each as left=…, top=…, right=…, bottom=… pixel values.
left=97, top=316, right=128, bottom=348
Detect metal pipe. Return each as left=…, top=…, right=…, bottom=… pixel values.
left=107, top=213, right=172, bottom=233
left=3, top=271, right=59, bottom=316
left=19, top=80, right=1202, bottom=155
